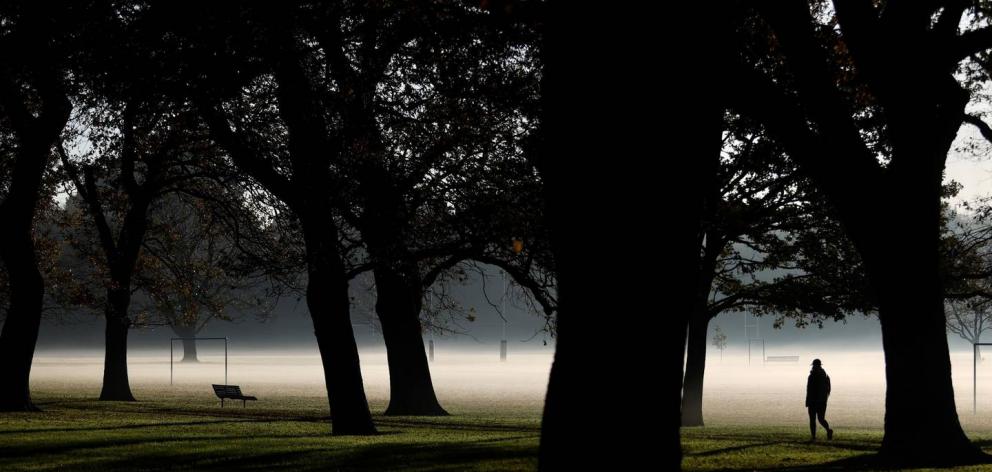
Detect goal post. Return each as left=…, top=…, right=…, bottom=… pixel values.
left=747, top=338, right=765, bottom=366
left=171, top=337, right=228, bottom=386
left=974, top=342, right=992, bottom=414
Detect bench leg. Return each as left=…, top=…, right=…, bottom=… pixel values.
left=243, top=399, right=246, bottom=408
left=221, top=398, right=224, bottom=408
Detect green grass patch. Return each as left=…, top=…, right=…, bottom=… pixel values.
left=0, top=387, right=540, bottom=471
left=682, top=424, right=992, bottom=471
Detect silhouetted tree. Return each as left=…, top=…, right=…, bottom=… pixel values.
left=947, top=299, right=992, bottom=359
left=730, top=1, right=992, bottom=464
left=164, top=0, right=549, bottom=422
left=712, top=325, right=726, bottom=361
left=0, top=2, right=73, bottom=411
left=481, top=2, right=720, bottom=469
left=135, top=192, right=283, bottom=363
left=156, top=1, right=381, bottom=434
left=681, top=117, right=873, bottom=427
left=59, top=96, right=215, bottom=401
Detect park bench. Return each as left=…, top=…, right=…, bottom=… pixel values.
left=212, top=384, right=257, bottom=407
left=765, top=355, right=800, bottom=363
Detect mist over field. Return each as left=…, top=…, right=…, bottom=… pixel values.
left=32, top=338, right=992, bottom=432
left=29, top=348, right=555, bottom=412
left=698, top=349, right=992, bottom=428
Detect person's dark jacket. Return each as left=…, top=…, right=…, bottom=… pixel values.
left=805, top=366, right=831, bottom=407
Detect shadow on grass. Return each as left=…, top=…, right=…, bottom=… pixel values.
left=688, top=441, right=786, bottom=457
left=4, top=403, right=539, bottom=437
left=375, top=417, right=541, bottom=434
left=708, top=448, right=992, bottom=471
left=719, top=453, right=992, bottom=471
left=0, top=399, right=542, bottom=470
left=0, top=418, right=268, bottom=436
left=36, top=400, right=332, bottom=424
left=0, top=431, right=333, bottom=459
left=0, top=432, right=538, bottom=471
left=84, top=436, right=539, bottom=472
left=714, top=454, right=882, bottom=472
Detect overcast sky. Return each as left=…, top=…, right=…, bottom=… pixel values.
left=947, top=114, right=992, bottom=206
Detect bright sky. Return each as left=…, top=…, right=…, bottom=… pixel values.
left=947, top=121, right=992, bottom=208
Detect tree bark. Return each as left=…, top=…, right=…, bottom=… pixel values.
left=534, top=5, right=719, bottom=468
left=0, top=227, right=45, bottom=411
left=681, top=310, right=712, bottom=427
left=99, top=288, right=135, bottom=401
left=96, top=197, right=149, bottom=402
left=374, top=265, right=447, bottom=416
left=356, top=168, right=447, bottom=416
left=197, top=25, right=377, bottom=434
left=0, top=75, right=70, bottom=411
left=301, top=214, right=377, bottom=435
left=170, top=325, right=199, bottom=363
left=182, top=338, right=199, bottom=363
left=859, top=219, right=984, bottom=464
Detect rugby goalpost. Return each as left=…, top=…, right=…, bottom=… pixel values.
left=974, top=342, right=992, bottom=414
left=171, top=337, right=228, bottom=386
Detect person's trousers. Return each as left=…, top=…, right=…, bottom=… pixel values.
left=808, top=402, right=829, bottom=437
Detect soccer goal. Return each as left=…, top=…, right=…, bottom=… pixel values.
left=170, top=337, right=228, bottom=385
left=974, top=342, right=992, bottom=414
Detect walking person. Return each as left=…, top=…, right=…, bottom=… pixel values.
left=806, top=358, right=833, bottom=441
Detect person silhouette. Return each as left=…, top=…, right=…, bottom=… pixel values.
left=806, top=358, right=833, bottom=441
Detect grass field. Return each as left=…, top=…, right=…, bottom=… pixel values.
left=13, top=349, right=992, bottom=470
left=680, top=349, right=992, bottom=471
left=681, top=425, right=992, bottom=471
left=0, top=351, right=548, bottom=471
left=0, top=386, right=541, bottom=471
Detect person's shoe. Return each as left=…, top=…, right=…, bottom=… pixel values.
left=827, top=429, right=834, bottom=440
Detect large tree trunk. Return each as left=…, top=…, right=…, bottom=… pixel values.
left=0, top=96, right=69, bottom=411
left=359, top=184, right=446, bottom=416
left=862, top=219, right=983, bottom=464
left=302, top=216, right=377, bottom=435
left=182, top=339, right=199, bottom=364
left=374, top=265, right=447, bottom=416
left=99, top=288, right=135, bottom=401
left=170, top=325, right=199, bottom=363
left=681, top=310, right=712, bottom=427
left=0, top=228, right=45, bottom=412
left=536, top=13, right=716, bottom=472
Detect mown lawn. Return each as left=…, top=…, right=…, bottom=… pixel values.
left=15, top=386, right=992, bottom=471
left=682, top=425, right=992, bottom=471
left=0, top=386, right=540, bottom=471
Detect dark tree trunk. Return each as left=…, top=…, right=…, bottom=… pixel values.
left=182, top=338, right=199, bottom=363
left=0, top=228, right=45, bottom=412
left=0, top=81, right=70, bottom=411
left=197, top=23, right=376, bottom=434
left=535, top=32, right=718, bottom=472
left=356, top=171, right=447, bottom=417
left=859, top=218, right=983, bottom=464
left=99, top=288, right=135, bottom=401
left=374, top=265, right=447, bottom=416
left=681, top=310, right=712, bottom=427
left=534, top=5, right=719, bottom=469
left=171, top=325, right=199, bottom=363
left=302, top=215, right=377, bottom=435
